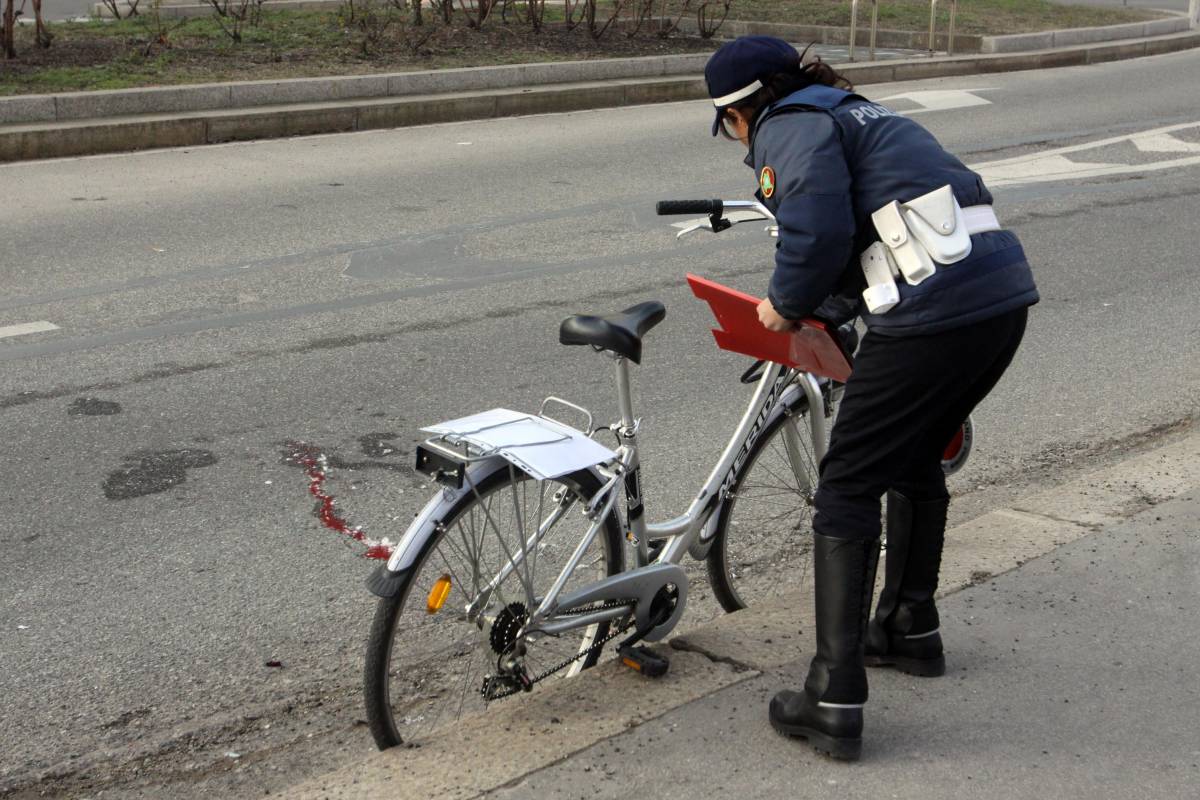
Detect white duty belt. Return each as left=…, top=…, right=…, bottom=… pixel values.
left=859, top=185, right=1001, bottom=315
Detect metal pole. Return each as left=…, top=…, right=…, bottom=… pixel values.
left=928, top=0, right=938, bottom=56
left=849, top=0, right=859, bottom=62
left=869, top=0, right=879, bottom=61
left=948, top=0, right=957, bottom=55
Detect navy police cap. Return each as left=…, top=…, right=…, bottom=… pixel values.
left=704, top=36, right=801, bottom=135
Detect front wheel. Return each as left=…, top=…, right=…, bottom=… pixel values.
left=706, top=389, right=830, bottom=612
left=363, top=466, right=623, bottom=750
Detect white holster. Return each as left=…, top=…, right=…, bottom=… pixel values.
left=859, top=185, right=1001, bottom=315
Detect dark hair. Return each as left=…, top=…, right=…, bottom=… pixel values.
left=719, top=46, right=854, bottom=141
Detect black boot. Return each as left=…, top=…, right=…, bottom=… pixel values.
left=864, top=490, right=948, bottom=677
left=769, top=533, right=879, bottom=761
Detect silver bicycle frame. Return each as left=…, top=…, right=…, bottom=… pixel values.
left=458, top=199, right=834, bottom=639
left=512, top=356, right=830, bottom=636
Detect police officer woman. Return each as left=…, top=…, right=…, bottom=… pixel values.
left=704, top=37, right=1038, bottom=760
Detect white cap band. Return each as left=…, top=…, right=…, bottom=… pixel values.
left=712, top=80, right=763, bottom=107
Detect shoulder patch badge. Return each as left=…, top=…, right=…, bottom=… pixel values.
left=759, top=166, right=776, bottom=199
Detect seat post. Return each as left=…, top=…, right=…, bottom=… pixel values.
left=614, top=357, right=636, bottom=431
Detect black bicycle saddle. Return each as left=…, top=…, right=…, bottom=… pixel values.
left=559, top=301, right=667, bottom=364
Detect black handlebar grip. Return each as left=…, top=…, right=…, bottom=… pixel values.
left=656, top=199, right=723, bottom=216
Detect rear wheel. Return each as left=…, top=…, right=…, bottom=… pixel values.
left=363, top=466, right=623, bottom=749
left=706, top=389, right=832, bottom=612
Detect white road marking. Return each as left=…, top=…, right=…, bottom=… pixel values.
left=973, top=154, right=1132, bottom=185
left=879, top=89, right=995, bottom=115
left=970, top=120, right=1200, bottom=187
left=1133, top=133, right=1200, bottom=153
left=0, top=321, right=60, bottom=340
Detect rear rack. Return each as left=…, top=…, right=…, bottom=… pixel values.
left=415, top=408, right=618, bottom=488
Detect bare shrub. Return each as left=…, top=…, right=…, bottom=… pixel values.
left=695, top=0, right=729, bottom=38
left=343, top=0, right=399, bottom=54
left=140, top=0, right=193, bottom=51
left=430, top=0, right=452, bottom=23
left=0, top=0, right=49, bottom=58
left=517, top=0, right=544, bottom=29
left=655, top=0, right=693, bottom=37
left=22, top=0, right=52, bottom=48
left=455, top=0, right=493, bottom=28
left=1, top=0, right=13, bottom=59
left=562, top=0, right=584, bottom=30
left=393, top=0, right=424, bottom=25
left=583, top=0, right=630, bottom=40
left=98, top=0, right=142, bottom=19
left=624, top=0, right=661, bottom=37
left=206, top=0, right=266, bottom=42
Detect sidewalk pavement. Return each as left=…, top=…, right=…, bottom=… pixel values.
left=491, top=492, right=1200, bottom=800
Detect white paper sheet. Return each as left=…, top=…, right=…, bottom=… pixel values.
left=422, top=408, right=617, bottom=481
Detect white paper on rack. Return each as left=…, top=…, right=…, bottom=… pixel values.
left=422, top=408, right=617, bottom=481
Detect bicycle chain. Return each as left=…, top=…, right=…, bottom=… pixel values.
left=481, top=600, right=635, bottom=702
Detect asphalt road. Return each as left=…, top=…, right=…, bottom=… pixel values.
left=3, top=49, right=1200, bottom=797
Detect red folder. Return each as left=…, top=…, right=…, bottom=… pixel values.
left=688, top=274, right=853, bottom=383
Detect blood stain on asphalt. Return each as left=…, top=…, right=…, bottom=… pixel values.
left=282, top=441, right=392, bottom=559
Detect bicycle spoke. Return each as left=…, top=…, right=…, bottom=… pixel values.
left=369, top=469, right=617, bottom=751
left=711, top=395, right=830, bottom=613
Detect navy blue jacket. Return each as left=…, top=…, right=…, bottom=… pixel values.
left=749, top=85, right=1039, bottom=335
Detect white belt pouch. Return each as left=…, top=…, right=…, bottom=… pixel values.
left=859, top=186, right=1002, bottom=314
left=871, top=184, right=974, bottom=286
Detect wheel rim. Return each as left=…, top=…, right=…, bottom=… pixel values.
left=717, top=410, right=824, bottom=610
left=378, top=470, right=616, bottom=746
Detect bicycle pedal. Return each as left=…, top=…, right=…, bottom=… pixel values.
left=618, top=645, right=670, bottom=678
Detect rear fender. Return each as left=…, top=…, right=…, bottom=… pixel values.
left=365, top=457, right=506, bottom=597
left=366, top=459, right=609, bottom=597
left=386, top=456, right=506, bottom=575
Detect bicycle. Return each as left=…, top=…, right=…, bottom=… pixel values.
left=361, top=198, right=973, bottom=750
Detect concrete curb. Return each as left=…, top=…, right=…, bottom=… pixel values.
left=980, top=15, right=1190, bottom=53
left=0, top=54, right=713, bottom=126
left=0, top=76, right=705, bottom=161
left=283, top=425, right=1200, bottom=798
left=3, top=30, right=1199, bottom=163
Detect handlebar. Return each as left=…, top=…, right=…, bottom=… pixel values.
left=657, top=198, right=777, bottom=239
left=656, top=199, right=724, bottom=217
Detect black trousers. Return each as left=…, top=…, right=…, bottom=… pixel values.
left=813, top=308, right=1029, bottom=541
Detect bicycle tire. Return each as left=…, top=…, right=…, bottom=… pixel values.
left=363, top=465, right=623, bottom=750
left=705, top=390, right=829, bottom=612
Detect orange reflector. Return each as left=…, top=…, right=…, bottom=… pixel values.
left=426, top=574, right=452, bottom=614
left=621, top=657, right=643, bottom=672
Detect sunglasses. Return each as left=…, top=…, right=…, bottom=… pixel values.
left=718, top=110, right=741, bottom=141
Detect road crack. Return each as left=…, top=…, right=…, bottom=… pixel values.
left=668, top=637, right=757, bottom=673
